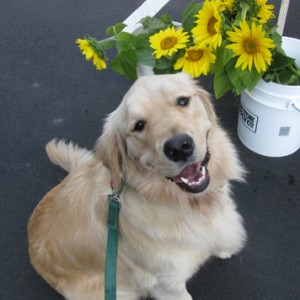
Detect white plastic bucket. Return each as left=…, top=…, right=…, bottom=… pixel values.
left=237, top=37, right=300, bottom=157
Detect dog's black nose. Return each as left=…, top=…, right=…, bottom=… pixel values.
left=164, top=134, right=195, bottom=162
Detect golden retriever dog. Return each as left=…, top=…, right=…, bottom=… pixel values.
left=28, top=73, right=246, bottom=300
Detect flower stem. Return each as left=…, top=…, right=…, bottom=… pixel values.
left=96, top=36, right=116, bottom=51
left=240, top=3, right=250, bottom=20
left=288, top=64, right=300, bottom=77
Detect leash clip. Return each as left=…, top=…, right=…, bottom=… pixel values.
left=108, top=180, right=127, bottom=210
left=108, top=193, right=121, bottom=209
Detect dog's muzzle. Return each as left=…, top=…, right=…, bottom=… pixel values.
left=164, top=134, right=210, bottom=194
left=164, top=133, right=194, bottom=162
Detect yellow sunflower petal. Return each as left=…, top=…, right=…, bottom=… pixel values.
left=149, top=26, right=189, bottom=59
left=257, top=0, right=275, bottom=23
left=226, top=20, right=274, bottom=73
left=76, top=38, right=107, bottom=71
left=174, top=45, right=216, bottom=78
left=192, top=1, right=223, bottom=49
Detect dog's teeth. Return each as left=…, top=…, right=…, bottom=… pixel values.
left=195, top=179, right=201, bottom=185
left=180, top=177, right=189, bottom=185
left=201, top=166, right=206, bottom=176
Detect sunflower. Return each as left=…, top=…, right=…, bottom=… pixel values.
left=222, top=0, right=234, bottom=10
left=256, top=0, right=275, bottom=23
left=76, top=38, right=107, bottom=70
left=149, top=27, right=189, bottom=59
left=174, top=45, right=216, bottom=78
left=226, top=20, right=275, bottom=73
left=192, top=0, right=223, bottom=49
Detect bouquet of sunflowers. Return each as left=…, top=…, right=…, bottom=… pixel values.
left=77, top=0, right=300, bottom=99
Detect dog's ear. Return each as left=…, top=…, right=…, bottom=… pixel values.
left=94, top=112, right=125, bottom=190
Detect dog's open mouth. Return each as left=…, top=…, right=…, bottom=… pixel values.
left=172, top=152, right=210, bottom=194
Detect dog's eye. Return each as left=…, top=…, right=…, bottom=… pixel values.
left=177, top=97, right=190, bottom=107
left=133, top=120, right=146, bottom=132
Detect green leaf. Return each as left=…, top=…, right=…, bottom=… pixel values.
left=110, top=49, right=138, bottom=80
left=153, top=57, right=172, bottom=70
left=115, top=32, right=136, bottom=51
left=292, top=75, right=300, bottom=85
left=140, top=16, right=169, bottom=34
left=136, top=47, right=155, bottom=66
left=271, top=31, right=282, bottom=49
left=106, top=23, right=127, bottom=36
left=277, top=70, right=298, bottom=85
left=153, top=56, right=174, bottom=74
left=213, top=72, right=233, bottom=99
left=159, top=14, right=172, bottom=26
left=239, top=67, right=261, bottom=91
left=129, top=33, right=156, bottom=66
left=269, top=51, right=296, bottom=71
left=211, top=43, right=233, bottom=74
left=226, top=59, right=246, bottom=95
left=98, top=38, right=115, bottom=50
left=263, top=71, right=277, bottom=82
left=153, top=66, right=174, bottom=75
left=182, top=2, right=202, bottom=32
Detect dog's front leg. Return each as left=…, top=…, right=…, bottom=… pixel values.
left=150, top=283, right=192, bottom=300
left=212, top=196, right=247, bottom=259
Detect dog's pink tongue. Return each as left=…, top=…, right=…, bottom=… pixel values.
left=174, top=163, right=201, bottom=183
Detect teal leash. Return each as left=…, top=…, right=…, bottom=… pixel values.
left=105, top=181, right=127, bottom=300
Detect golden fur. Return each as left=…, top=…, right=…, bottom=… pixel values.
left=28, top=73, right=246, bottom=300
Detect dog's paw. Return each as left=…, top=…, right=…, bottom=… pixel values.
left=216, top=251, right=232, bottom=259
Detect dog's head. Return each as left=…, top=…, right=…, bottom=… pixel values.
left=95, top=73, right=233, bottom=195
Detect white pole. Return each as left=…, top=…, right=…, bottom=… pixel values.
left=123, top=0, right=171, bottom=33
left=277, top=0, right=291, bottom=35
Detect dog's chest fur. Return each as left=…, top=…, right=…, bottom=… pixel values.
left=117, top=187, right=224, bottom=277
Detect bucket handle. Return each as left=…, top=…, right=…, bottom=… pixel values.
left=292, top=103, right=300, bottom=112
left=288, top=100, right=300, bottom=112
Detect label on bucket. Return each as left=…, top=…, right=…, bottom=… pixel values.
left=279, top=127, right=291, bottom=136
left=239, top=102, right=258, bottom=133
